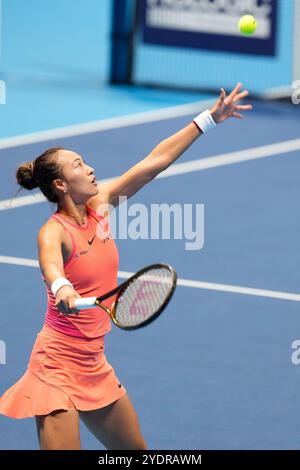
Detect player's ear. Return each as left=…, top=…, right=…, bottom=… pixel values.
left=53, top=178, right=67, bottom=194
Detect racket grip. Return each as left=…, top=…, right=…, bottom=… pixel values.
left=74, top=297, right=97, bottom=310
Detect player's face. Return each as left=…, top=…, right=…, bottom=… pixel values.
left=56, top=150, right=99, bottom=202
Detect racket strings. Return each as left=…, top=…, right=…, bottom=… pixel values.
left=114, top=267, right=174, bottom=327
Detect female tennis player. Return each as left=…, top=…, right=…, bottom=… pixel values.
left=0, top=84, right=252, bottom=450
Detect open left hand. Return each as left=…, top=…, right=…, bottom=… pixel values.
left=210, top=82, right=253, bottom=124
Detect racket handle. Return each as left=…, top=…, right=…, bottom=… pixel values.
left=74, top=297, right=97, bottom=310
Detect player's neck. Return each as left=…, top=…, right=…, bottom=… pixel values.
left=57, top=202, right=87, bottom=227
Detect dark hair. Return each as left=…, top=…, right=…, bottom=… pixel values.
left=16, top=147, right=64, bottom=203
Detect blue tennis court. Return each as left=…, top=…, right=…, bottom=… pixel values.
left=1, top=0, right=300, bottom=451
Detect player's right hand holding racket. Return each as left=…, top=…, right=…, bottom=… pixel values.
left=55, top=285, right=81, bottom=316
left=74, top=263, right=177, bottom=330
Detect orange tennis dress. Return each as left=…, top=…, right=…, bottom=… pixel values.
left=0, top=205, right=126, bottom=419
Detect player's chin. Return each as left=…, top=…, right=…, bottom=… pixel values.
left=88, top=184, right=99, bottom=196
left=92, top=185, right=99, bottom=195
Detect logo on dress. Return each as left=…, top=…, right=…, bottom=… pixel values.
left=74, top=250, right=89, bottom=259
left=96, top=217, right=112, bottom=243
left=88, top=235, right=96, bottom=245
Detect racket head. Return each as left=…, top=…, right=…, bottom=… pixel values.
left=110, top=263, right=177, bottom=330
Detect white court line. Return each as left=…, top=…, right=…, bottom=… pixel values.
left=0, top=177, right=114, bottom=211
left=156, top=138, right=300, bottom=178
left=0, top=255, right=39, bottom=268
left=1, top=255, right=300, bottom=302
left=1, top=137, right=300, bottom=211
left=0, top=99, right=214, bottom=150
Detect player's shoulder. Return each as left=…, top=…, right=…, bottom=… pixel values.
left=37, top=218, right=64, bottom=244
left=87, top=187, right=113, bottom=217
left=87, top=192, right=109, bottom=211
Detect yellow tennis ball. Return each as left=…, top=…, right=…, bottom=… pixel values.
left=238, top=15, right=257, bottom=36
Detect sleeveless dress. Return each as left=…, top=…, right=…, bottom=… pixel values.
left=0, top=205, right=126, bottom=418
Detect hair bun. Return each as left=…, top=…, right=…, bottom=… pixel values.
left=16, top=161, right=38, bottom=190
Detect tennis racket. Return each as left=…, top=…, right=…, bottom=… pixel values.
left=74, top=263, right=177, bottom=330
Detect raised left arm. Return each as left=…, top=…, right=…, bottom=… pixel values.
left=92, top=83, right=252, bottom=208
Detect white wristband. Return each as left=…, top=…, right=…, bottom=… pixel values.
left=193, top=110, right=216, bottom=134
left=51, top=277, right=73, bottom=297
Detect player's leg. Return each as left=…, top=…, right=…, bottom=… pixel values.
left=35, top=408, right=81, bottom=450
left=79, top=393, right=147, bottom=450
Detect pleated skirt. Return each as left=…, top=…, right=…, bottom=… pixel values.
left=0, top=325, right=126, bottom=418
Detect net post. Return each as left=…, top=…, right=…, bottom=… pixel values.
left=110, top=0, right=137, bottom=85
